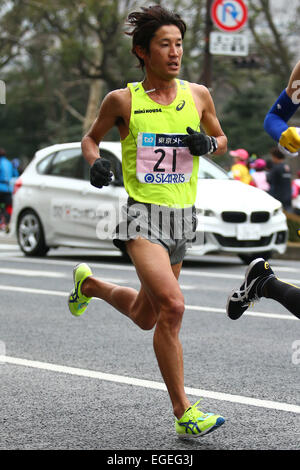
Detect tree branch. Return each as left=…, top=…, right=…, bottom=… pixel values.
left=54, top=89, right=85, bottom=123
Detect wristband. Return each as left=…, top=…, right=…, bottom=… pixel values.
left=208, top=136, right=218, bottom=154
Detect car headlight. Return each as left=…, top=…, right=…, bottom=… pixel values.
left=273, top=206, right=283, bottom=216
left=195, top=208, right=203, bottom=216
left=195, top=208, right=216, bottom=217
left=204, top=209, right=216, bottom=217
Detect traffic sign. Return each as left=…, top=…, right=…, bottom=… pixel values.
left=209, top=32, right=248, bottom=56
left=211, top=0, right=248, bottom=32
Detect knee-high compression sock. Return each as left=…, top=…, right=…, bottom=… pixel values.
left=261, top=277, right=300, bottom=319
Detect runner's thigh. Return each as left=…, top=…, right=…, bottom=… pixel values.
left=126, top=238, right=183, bottom=307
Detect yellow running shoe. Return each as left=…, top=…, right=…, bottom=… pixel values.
left=175, top=400, right=225, bottom=438
left=68, top=263, right=93, bottom=316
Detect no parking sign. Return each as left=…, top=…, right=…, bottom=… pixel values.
left=211, top=0, right=248, bottom=32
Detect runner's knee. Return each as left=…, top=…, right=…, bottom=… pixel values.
left=158, top=294, right=185, bottom=329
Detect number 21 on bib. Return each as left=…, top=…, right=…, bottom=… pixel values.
left=136, top=132, right=193, bottom=184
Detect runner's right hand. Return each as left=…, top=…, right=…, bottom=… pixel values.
left=90, top=158, right=113, bottom=188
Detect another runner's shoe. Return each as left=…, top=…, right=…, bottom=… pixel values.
left=175, top=400, right=225, bottom=439
left=226, top=258, right=275, bottom=320
left=68, top=263, right=93, bottom=316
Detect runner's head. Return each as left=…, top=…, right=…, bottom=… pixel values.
left=125, top=5, right=186, bottom=70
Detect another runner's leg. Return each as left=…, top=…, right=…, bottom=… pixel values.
left=262, top=276, right=300, bottom=319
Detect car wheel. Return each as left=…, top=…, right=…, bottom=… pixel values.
left=17, top=210, right=49, bottom=256
left=238, top=251, right=273, bottom=265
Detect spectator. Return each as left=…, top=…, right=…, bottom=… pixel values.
left=267, top=147, right=292, bottom=211
left=291, top=170, right=300, bottom=214
left=251, top=158, right=270, bottom=192
left=10, top=158, right=20, bottom=192
left=229, top=148, right=253, bottom=184
left=292, top=170, right=300, bottom=199
left=248, top=153, right=258, bottom=176
left=0, top=148, right=16, bottom=225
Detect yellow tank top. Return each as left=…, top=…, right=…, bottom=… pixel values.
left=121, top=79, right=200, bottom=208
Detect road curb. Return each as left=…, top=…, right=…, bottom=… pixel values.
left=272, top=243, right=300, bottom=261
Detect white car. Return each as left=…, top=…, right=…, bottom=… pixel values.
left=10, top=142, right=288, bottom=263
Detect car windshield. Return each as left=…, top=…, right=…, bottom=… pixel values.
left=198, top=156, right=229, bottom=180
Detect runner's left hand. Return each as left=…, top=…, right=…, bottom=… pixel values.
left=182, top=127, right=218, bottom=156
left=278, top=144, right=299, bottom=158
left=278, top=127, right=300, bottom=157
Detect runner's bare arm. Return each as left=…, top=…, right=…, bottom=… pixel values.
left=191, top=84, right=227, bottom=155
left=81, top=89, right=130, bottom=166
left=286, top=61, right=300, bottom=99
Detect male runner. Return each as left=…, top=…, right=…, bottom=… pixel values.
left=68, top=5, right=227, bottom=438
left=227, top=62, right=300, bottom=320
left=264, top=60, right=300, bottom=156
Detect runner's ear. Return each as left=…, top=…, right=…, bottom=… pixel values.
left=134, top=45, right=147, bottom=62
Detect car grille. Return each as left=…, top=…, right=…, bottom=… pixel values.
left=213, top=233, right=273, bottom=247
left=221, top=211, right=270, bottom=223
left=221, top=211, right=247, bottom=223
left=250, top=211, right=270, bottom=223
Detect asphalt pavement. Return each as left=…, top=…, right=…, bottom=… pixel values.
left=0, top=237, right=299, bottom=452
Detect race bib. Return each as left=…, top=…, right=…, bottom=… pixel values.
left=136, top=132, right=193, bottom=184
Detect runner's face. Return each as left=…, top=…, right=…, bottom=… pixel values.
left=144, top=25, right=183, bottom=80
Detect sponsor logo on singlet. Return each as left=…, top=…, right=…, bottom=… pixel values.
left=134, top=108, right=162, bottom=114
left=176, top=100, right=186, bottom=111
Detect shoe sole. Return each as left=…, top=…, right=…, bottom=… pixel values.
left=68, top=263, right=92, bottom=315
left=226, top=257, right=265, bottom=319
left=177, top=417, right=225, bottom=439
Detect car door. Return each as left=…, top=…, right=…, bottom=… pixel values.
left=40, top=147, right=126, bottom=245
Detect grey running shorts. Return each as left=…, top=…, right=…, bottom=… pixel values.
left=113, top=197, right=197, bottom=265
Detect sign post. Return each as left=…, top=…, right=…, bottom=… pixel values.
left=201, top=0, right=214, bottom=88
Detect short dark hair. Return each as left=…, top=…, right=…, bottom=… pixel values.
left=270, top=147, right=285, bottom=159
left=125, top=5, right=186, bottom=69
left=0, top=148, right=6, bottom=156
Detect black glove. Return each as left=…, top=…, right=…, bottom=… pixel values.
left=182, top=127, right=218, bottom=156
left=90, top=158, right=112, bottom=188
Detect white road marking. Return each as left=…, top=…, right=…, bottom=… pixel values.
left=0, top=243, right=20, bottom=250
left=180, top=270, right=300, bottom=286
left=0, top=268, right=67, bottom=278
left=180, top=285, right=197, bottom=290
left=0, top=252, right=22, bottom=257
left=0, top=267, right=128, bottom=283
left=0, top=285, right=66, bottom=296
left=5, top=256, right=300, bottom=285
left=0, top=284, right=296, bottom=321
left=185, top=305, right=296, bottom=321
left=273, top=266, right=300, bottom=273
left=7, top=256, right=137, bottom=269
left=0, top=355, right=299, bottom=414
